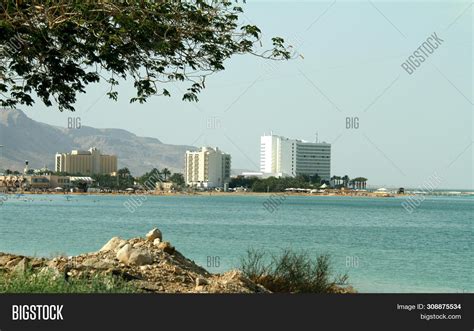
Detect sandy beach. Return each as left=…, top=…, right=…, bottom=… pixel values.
left=5, top=190, right=398, bottom=198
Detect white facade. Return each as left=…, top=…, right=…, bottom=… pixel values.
left=260, top=135, right=277, bottom=174
left=185, top=147, right=231, bottom=188
left=260, top=134, right=331, bottom=181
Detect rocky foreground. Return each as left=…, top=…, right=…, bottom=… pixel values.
left=0, top=228, right=271, bottom=293
left=0, top=228, right=355, bottom=294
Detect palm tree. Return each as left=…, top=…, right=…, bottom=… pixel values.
left=342, top=175, right=350, bottom=188
left=351, top=177, right=367, bottom=189
left=351, top=177, right=360, bottom=189
left=161, top=168, right=171, bottom=181
left=311, top=173, right=321, bottom=184
left=118, top=167, right=131, bottom=177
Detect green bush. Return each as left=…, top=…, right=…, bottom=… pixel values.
left=240, top=248, right=349, bottom=293
left=0, top=269, right=139, bottom=294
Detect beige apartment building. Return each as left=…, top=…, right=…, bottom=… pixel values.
left=55, top=147, right=117, bottom=175
left=185, top=147, right=231, bottom=188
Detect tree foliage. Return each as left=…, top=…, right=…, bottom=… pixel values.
left=137, top=168, right=162, bottom=189
left=230, top=174, right=326, bottom=192
left=0, top=0, right=290, bottom=111
left=169, top=172, right=184, bottom=186
left=91, top=172, right=134, bottom=190
left=250, top=175, right=314, bottom=192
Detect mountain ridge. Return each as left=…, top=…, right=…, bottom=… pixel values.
left=0, top=108, right=195, bottom=175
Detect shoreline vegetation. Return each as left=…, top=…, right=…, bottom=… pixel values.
left=0, top=229, right=355, bottom=294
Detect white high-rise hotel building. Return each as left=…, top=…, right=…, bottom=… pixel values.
left=260, top=133, right=331, bottom=180
left=185, top=147, right=231, bottom=188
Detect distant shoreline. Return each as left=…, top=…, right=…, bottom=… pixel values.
left=2, top=191, right=401, bottom=198
left=3, top=190, right=472, bottom=198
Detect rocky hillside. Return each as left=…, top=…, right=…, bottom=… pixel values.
left=0, top=109, right=195, bottom=175
left=0, top=228, right=269, bottom=293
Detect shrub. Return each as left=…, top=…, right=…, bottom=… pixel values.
left=240, top=248, right=349, bottom=293
left=0, top=269, right=139, bottom=294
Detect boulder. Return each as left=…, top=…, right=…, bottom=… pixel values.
left=146, top=228, right=162, bottom=242
left=0, top=254, right=16, bottom=266
left=13, top=258, right=29, bottom=274
left=5, top=258, right=22, bottom=269
left=116, top=244, right=132, bottom=264
left=38, top=266, right=61, bottom=279
left=153, top=238, right=161, bottom=246
left=157, top=242, right=175, bottom=254
left=100, top=237, right=126, bottom=252
left=128, top=250, right=153, bottom=266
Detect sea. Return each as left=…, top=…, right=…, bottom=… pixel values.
left=0, top=194, right=472, bottom=293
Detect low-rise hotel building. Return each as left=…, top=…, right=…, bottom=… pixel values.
left=0, top=174, right=72, bottom=190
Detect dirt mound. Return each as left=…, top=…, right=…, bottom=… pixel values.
left=0, top=229, right=269, bottom=293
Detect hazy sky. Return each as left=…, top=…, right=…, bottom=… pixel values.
left=22, top=1, right=472, bottom=189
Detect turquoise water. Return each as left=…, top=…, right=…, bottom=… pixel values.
left=0, top=194, right=472, bottom=293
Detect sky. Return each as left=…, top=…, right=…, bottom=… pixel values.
left=20, top=1, right=473, bottom=189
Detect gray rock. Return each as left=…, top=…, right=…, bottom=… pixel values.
left=6, top=258, right=22, bottom=269
left=39, top=266, right=61, bottom=278
left=13, top=258, right=28, bottom=274
left=128, top=250, right=153, bottom=266
left=146, top=228, right=162, bottom=242
left=100, top=237, right=126, bottom=252
left=0, top=254, right=16, bottom=266
left=116, top=244, right=132, bottom=264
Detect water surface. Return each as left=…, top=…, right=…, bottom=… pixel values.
left=0, top=194, right=472, bottom=293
